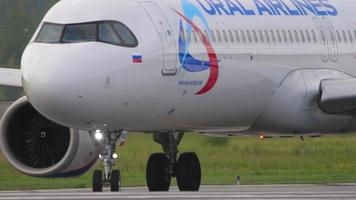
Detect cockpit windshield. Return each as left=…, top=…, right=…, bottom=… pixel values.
left=35, top=21, right=138, bottom=47
left=62, top=23, right=97, bottom=43
left=36, top=23, right=64, bottom=43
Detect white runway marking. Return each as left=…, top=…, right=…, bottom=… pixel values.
left=1, top=185, right=356, bottom=200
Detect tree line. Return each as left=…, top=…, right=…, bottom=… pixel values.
left=0, top=0, right=58, bottom=68
left=0, top=0, right=58, bottom=100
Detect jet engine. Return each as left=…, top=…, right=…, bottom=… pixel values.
left=0, top=97, right=102, bottom=177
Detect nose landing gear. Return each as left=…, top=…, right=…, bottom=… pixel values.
left=92, top=130, right=124, bottom=192
left=146, top=132, right=201, bottom=191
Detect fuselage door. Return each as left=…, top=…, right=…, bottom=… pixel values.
left=321, top=18, right=338, bottom=62
left=140, top=1, right=177, bottom=76
left=313, top=17, right=329, bottom=63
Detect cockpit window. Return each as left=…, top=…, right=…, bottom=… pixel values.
left=36, top=23, right=64, bottom=43
left=35, top=21, right=138, bottom=47
left=62, top=24, right=96, bottom=43
left=113, top=23, right=137, bottom=46
left=99, top=23, right=123, bottom=45
left=99, top=21, right=138, bottom=47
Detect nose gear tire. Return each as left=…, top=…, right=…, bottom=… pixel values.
left=92, top=170, right=103, bottom=192
left=110, top=170, right=121, bottom=192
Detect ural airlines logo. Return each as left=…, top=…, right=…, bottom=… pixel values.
left=196, top=0, right=337, bottom=16
left=175, top=0, right=219, bottom=95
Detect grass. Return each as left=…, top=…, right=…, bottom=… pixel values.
left=1, top=133, right=356, bottom=190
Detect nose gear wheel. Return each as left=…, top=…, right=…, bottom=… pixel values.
left=92, top=131, right=124, bottom=192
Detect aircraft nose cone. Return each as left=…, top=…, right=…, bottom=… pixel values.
left=21, top=43, right=86, bottom=126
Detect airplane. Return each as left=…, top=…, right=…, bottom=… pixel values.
left=0, top=0, right=356, bottom=192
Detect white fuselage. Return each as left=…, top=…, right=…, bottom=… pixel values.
left=20, top=0, right=356, bottom=135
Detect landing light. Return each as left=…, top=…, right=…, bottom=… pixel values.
left=113, top=153, right=118, bottom=159
left=94, top=130, right=103, bottom=141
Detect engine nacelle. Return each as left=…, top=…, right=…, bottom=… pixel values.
left=253, top=69, right=353, bottom=134
left=0, top=97, right=102, bottom=177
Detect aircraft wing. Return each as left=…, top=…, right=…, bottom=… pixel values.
left=319, top=79, right=356, bottom=114
left=0, top=68, right=22, bottom=87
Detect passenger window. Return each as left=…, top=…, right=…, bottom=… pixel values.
left=246, top=30, right=252, bottom=43
left=264, top=30, right=270, bottom=43
left=217, top=30, right=222, bottom=42
left=210, top=30, right=216, bottom=42
left=228, top=30, right=234, bottom=43
left=353, top=30, right=356, bottom=41
left=99, top=23, right=122, bottom=45
left=300, top=30, right=305, bottom=42
left=258, top=30, right=264, bottom=43
left=288, top=30, right=294, bottom=43
left=342, top=30, right=347, bottom=42
left=63, top=23, right=97, bottom=43
left=222, top=30, right=228, bottom=42
left=252, top=30, right=258, bottom=43
left=319, top=30, right=326, bottom=42
left=329, top=30, right=335, bottom=42
left=294, top=30, right=299, bottom=43
left=348, top=30, right=353, bottom=42
left=311, top=30, right=317, bottom=42
left=234, top=30, right=240, bottom=43
left=282, top=30, right=287, bottom=43
left=240, top=30, right=246, bottom=43
left=306, top=30, right=311, bottom=43
left=36, top=23, right=64, bottom=43
left=204, top=30, right=209, bottom=41
left=270, top=30, right=275, bottom=43
left=276, top=31, right=281, bottom=43
left=336, top=30, right=342, bottom=42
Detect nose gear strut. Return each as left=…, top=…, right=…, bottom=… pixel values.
left=93, top=130, right=126, bottom=192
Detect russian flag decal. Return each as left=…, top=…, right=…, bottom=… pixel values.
left=132, top=54, right=143, bottom=63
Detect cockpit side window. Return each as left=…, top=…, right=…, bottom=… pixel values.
left=35, top=20, right=138, bottom=47
left=99, top=23, right=123, bottom=45
left=112, top=23, right=137, bottom=47
left=36, top=23, right=64, bottom=43
left=62, top=23, right=97, bottom=43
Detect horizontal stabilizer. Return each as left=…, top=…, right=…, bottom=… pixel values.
left=319, top=79, right=356, bottom=113
left=0, top=68, right=22, bottom=87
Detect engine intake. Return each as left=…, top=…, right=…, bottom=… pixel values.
left=0, top=97, right=102, bottom=177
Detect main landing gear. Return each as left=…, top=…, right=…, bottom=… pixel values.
left=92, top=130, right=201, bottom=192
left=146, top=132, right=201, bottom=191
left=92, top=130, right=123, bottom=192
